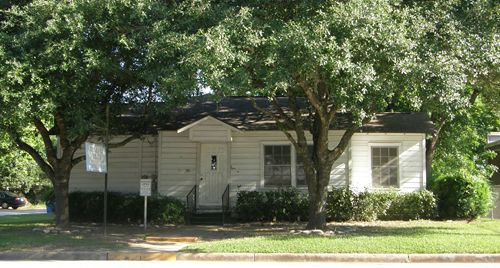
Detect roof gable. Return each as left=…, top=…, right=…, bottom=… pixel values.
left=177, top=115, right=242, bottom=133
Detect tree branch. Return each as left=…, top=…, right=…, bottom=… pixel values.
left=71, top=155, right=86, bottom=168
left=270, top=97, right=296, bottom=129
left=108, top=134, right=141, bottom=148
left=33, top=117, right=57, bottom=165
left=71, top=133, right=89, bottom=150
left=54, top=111, right=70, bottom=149
left=326, top=101, right=338, bottom=124
left=14, top=137, right=55, bottom=183
left=288, top=90, right=316, bottom=172
left=301, top=85, right=327, bottom=124
left=328, top=116, right=371, bottom=162
left=250, top=97, right=295, bottom=129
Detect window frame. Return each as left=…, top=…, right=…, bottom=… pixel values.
left=368, top=142, right=401, bottom=189
left=261, top=143, right=293, bottom=187
left=261, top=142, right=313, bottom=188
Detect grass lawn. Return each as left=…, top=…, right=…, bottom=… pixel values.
left=0, top=214, right=129, bottom=251
left=185, top=220, right=500, bottom=254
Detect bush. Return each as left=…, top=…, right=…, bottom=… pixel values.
left=69, top=192, right=185, bottom=224
left=235, top=189, right=308, bottom=222
left=352, top=191, right=398, bottom=221
left=264, top=188, right=308, bottom=221
left=326, top=188, right=354, bottom=221
left=235, top=187, right=438, bottom=222
left=432, top=175, right=492, bottom=220
left=234, top=191, right=266, bottom=221
left=383, top=190, right=437, bottom=220
left=326, top=188, right=437, bottom=221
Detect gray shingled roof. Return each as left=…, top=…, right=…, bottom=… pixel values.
left=153, top=97, right=433, bottom=133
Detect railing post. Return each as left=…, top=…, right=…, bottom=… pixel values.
left=186, top=185, right=197, bottom=225
left=221, top=184, right=230, bottom=226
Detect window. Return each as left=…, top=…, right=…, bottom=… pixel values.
left=296, top=145, right=313, bottom=186
left=211, top=155, right=217, bottom=170
left=264, top=145, right=291, bottom=186
left=371, top=146, right=399, bottom=187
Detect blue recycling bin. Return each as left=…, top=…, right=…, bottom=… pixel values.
left=46, top=201, right=55, bottom=213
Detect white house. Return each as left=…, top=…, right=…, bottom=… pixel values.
left=69, top=97, right=433, bottom=210
left=486, top=132, right=500, bottom=219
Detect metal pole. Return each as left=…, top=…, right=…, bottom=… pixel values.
left=144, top=196, right=147, bottom=231
left=104, top=103, right=109, bottom=237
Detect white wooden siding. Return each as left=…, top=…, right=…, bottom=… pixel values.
left=349, top=133, right=425, bottom=192
left=69, top=136, right=157, bottom=193
left=157, top=131, right=197, bottom=200
left=157, top=130, right=349, bottom=205
left=89, top=130, right=427, bottom=205
left=188, top=117, right=232, bottom=142
left=229, top=130, right=347, bottom=190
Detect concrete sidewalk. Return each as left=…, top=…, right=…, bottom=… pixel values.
left=1, top=251, right=499, bottom=262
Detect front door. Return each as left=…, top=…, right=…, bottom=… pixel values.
left=199, top=143, right=228, bottom=207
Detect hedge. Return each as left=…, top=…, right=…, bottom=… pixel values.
left=69, top=191, right=185, bottom=224
left=236, top=188, right=438, bottom=222
left=235, top=188, right=308, bottom=222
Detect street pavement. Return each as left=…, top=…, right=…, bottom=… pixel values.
left=0, top=261, right=499, bottom=268
left=0, top=208, right=45, bottom=216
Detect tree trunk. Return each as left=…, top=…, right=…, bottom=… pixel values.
left=425, top=138, right=436, bottom=187
left=306, top=171, right=330, bottom=229
left=54, top=178, right=70, bottom=228
left=304, top=115, right=335, bottom=230
left=425, top=119, right=446, bottom=186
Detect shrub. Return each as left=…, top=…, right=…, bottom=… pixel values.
left=234, top=191, right=266, bottom=221
left=432, top=175, right=492, bottom=220
left=235, top=187, right=438, bottom=222
left=383, top=190, right=437, bottom=220
left=264, top=188, right=308, bottom=221
left=235, top=189, right=308, bottom=222
left=69, top=192, right=185, bottom=224
left=326, top=188, right=436, bottom=221
left=326, top=188, right=354, bottom=221
left=351, top=191, right=397, bottom=221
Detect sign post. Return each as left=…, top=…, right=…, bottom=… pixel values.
left=140, top=179, right=152, bottom=231
left=85, top=141, right=108, bottom=236
left=85, top=104, right=109, bottom=237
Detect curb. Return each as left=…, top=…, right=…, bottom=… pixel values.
left=145, top=236, right=198, bottom=243
left=108, top=252, right=177, bottom=261
left=0, top=251, right=107, bottom=260
left=1, top=252, right=499, bottom=262
left=177, top=253, right=500, bottom=263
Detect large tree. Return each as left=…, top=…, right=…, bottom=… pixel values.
left=0, top=0, right=199, bottom=227
left=399, top=0, right=499, bottom=183
left=195, top=0, right=498, bottom=229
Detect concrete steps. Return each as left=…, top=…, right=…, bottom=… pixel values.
left=189, top=212, right=224, bottom=225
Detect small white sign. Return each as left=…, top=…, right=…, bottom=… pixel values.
left=140, top=179, right=152, bottom=196
left=85, top=142, right=107, bottom=173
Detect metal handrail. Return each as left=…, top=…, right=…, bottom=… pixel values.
left=186, top=185, right=197, bottom=224
left=221, top=184, right=230, bottom=225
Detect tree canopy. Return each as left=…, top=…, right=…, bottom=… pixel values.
left=193, top=0, right=499, bottom=228
left=0, top=0, right=202, bottom=226
left=0, top=0, right=497, bottom=229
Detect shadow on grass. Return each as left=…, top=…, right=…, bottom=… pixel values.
left=0, top=214, right=54, bottom=226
